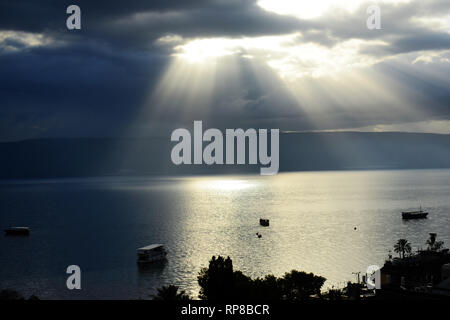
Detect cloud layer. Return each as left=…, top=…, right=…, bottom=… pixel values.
left=0, top=0, right=450, bottom=141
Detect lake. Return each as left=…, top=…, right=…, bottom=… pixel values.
left=1, top=169, right=449, bottom=299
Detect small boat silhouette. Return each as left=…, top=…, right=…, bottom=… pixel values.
left=402, top=206, right=428, bottom=220
left=4, top=227, right=30, bottom=236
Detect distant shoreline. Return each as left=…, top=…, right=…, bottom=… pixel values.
left=1, top=167, right=450, bottom=184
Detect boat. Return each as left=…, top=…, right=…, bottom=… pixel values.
left=259, top=219, right=269, bottom=227
left=402, top=207, right=428, bottom=220
left=4, top=227, right=30, bottom=236
left=137, top=244, right=167, bottom=264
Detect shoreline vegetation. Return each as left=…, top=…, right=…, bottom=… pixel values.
left=2, top=233, right=450, bottom=301
left=152, top=255, right=362, bottom=301
left=153, top=232, right=450, bottom=301
left=0, top=289, right=39, bottom=301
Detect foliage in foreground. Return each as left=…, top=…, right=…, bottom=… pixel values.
left=393, top=234, right=446, bottom=259
left=0, top=289, right=39, bottom=300
left=197, top=256, right=326, bottom=300
left=153, top=285, right=191, bottom=301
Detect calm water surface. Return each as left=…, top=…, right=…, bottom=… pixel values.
left=0, top=169, right=449, bottom=299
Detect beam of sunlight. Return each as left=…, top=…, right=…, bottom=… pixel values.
left=136, top=56, right=224, bottom=130
left=127, top=4, right=450, bottom=138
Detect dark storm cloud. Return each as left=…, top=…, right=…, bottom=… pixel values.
left=0, top=0, right=210, bottom=32
left=300, top=0, right=450, bottom=54
left=0, top=0, right=308, bottom=49
left=389, top=32, right=450, bottom=55
left=1, top=0, right=449, bottom=57
left=0, top=41, right=167, bottom=140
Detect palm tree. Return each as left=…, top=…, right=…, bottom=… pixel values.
left=153, top=285, right=190, bottom=301
left=394, top=239, right=412, bottom=259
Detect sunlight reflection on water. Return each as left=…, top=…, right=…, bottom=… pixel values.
left=1, top=169, right=449, bottom=299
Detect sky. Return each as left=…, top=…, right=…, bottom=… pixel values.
left=1, top=0, right=450, bottom=141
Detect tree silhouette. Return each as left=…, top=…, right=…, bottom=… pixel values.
left=198, top=255, right=326, bottom=300
left=198, top=256, right=234, bottom=300
left=0, top=289, right=24, bottom=300
left=153, top=285, right=190, bottom=301
left=282, top=270, right=326, bottom=300
left=394, top=239, right=411, bottom=259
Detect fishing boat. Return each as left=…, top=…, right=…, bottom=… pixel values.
left=4, top=227, right=30, bottom=236
left=137, top=244, right=167, bottom=264
left=402, top=207, right=428, bottom=220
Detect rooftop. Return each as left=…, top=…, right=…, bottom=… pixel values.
left=137, top=244, right=164, bottom=251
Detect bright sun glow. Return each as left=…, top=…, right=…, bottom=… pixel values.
left=173, top=35, right=292, bottom=63
left=172, top=34, right=385, bottom=78
left=174, top=38, right=237, bottom=62
left=193, top=179, right=253, bottom=191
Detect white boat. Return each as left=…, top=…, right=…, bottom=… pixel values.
left=137, top=244, right=167, bottom=264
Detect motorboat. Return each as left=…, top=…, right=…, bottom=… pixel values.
left=4, top=227, right=30, bottom=236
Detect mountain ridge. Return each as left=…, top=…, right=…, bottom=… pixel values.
left=1, top=132, right=450, bottom=179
